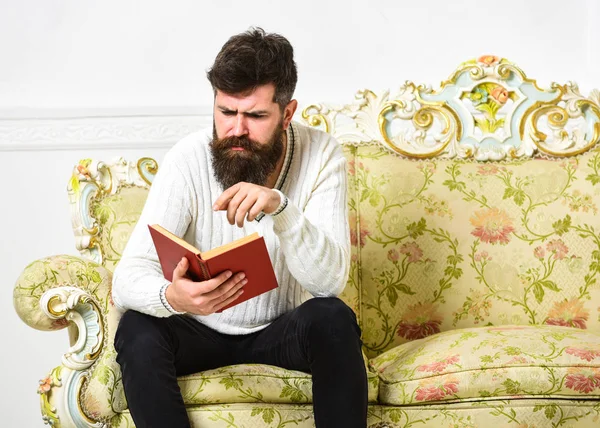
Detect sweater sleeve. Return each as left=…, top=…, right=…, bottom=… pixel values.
left=112, top=148, right=195, bottom=317
left=271, top=136, right=350, bottom=297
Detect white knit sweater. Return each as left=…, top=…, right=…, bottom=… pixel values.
left=112, top=122, right=350, bottom=335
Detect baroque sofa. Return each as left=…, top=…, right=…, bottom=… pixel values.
left=14, top=57, right=600, bottom=427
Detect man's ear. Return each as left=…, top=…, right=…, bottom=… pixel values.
left=283, top=100, right=298, bottom=130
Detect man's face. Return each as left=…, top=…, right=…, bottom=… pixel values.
left=210, top=84, right=286, bottom=190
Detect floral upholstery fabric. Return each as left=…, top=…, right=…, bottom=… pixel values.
left=15, top=144, right=600, bottom=427
left=91, top=186, right=151, bottom=272
left=348, top=145, right=600, bottom=358
left=177, top=363, right=378, bottom=406
left=370, top=325, right=600, bottom=405
left=110, top=401, right=600, bottom=428
left=13, top=255, right=113, bottom=331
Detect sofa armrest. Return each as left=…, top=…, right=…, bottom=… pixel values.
left=14, top=254, right=114, bottom=427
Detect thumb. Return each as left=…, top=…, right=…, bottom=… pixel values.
left=172, top=257, right=189, bottom=281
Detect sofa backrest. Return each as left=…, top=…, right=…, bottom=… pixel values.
left=69, top=57, right=600, bottom=359
left=302, top=56, right=600, bottom=357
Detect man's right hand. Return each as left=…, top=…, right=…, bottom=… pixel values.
left=165, top=257, right=246, bottom=315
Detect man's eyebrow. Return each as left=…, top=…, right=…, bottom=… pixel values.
left=216, top=105, right=269, bottom=115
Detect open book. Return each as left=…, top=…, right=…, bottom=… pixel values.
left=148, top=224, right=278, bottom=312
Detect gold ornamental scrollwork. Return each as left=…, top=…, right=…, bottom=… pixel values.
left=301, top=57, right=600, bottom=159
left=137, top=157, right=158, bottom=186
left=301, top=105, right=330, bottom=133
left=377, top=96, right=462, bottom=159
left=522, top=83, right=600, bottom=157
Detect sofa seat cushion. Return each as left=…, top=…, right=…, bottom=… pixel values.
left=369, top=325, right=600, bottom=405
left=178, top=363, right=379, bottom=405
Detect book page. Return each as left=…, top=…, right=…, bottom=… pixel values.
left=201, top=233, right=260, bottom=260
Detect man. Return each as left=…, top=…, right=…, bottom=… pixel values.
left=113, top=28, right=367, bottom=427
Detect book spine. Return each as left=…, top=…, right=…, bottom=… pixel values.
left=196, top=254, right=211, bottom=281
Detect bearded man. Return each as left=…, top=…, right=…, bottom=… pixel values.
left=112, top=27, right=367, bottom=428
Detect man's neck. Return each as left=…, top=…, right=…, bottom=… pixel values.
left=265, top=129, right=288, bottom=189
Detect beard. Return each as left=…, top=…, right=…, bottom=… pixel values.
left=209, top=121, right=285, bottom=190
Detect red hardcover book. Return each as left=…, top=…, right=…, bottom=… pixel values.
left=148, top=224, right=278, bottom=312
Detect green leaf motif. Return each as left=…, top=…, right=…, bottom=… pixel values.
left=394, top=283, right=416, bottom=296
left=534, top=283, right=545, bottom=303
left=502, top=379, right=521, bottom=395
left=110, top=413, right=123, bottom=426
left=369, top=192, right=381, bottom=207
left=480, top=355, right=495, bottom=363
left=443, top=179, right=466, bottom=192
left=279, top=385, right=307, bottom=403
left=407, top=218, right=427, bottom=239
left=260, top=408, right=275, bottom=423
left=388, top=409, right=402, bottom=423
left=220, top=376, right=243, bottom=390
left=545, top=405, right=557, bottom=420
left=95, top=365, right=111, bottom=386
left=540, top=280, right=560, bottom=292
left=552, top=215, right=572, bottom=236
left=89, top=269, right=102, bottom=284
left=386, top=287, right=398, bottom=307
left=505, top=346, right=521, bottom=356
left=586, top=173, right=600, bottom=185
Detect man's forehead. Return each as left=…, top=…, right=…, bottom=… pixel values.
left=215, top=84, right=277, bottom=110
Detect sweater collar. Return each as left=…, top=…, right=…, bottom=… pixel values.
left=255, top=122, right=295, bottom=223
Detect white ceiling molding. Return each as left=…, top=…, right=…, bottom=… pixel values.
left=0, top=107, right=213, bottom=151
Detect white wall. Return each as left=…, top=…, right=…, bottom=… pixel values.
left=1, top=0, right=598, bottom=426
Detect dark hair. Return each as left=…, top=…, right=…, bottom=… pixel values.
left=207, top=27, right=297, bottom=109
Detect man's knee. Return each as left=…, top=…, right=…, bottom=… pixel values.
left=114, top=310, right=170, bottom=358
left=300, top=297, right=360, bottom=340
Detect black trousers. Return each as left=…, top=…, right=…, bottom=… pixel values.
left=114, top=297, right=368, bottom=428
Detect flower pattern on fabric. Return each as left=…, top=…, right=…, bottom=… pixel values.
left=397, top=302, right=444, bottom=340
left=470, top=207, right=515, bottom=245
left=545, top=299, right=590, bottom=329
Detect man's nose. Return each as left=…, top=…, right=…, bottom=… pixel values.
left=232, top=114, right=248, bottom=137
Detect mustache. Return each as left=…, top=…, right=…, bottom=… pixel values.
left=211, top=135, right=263, bottom=152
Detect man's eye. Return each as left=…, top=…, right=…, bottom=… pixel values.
left=248, top=114, right=265, bottom=119
left=222, top=111, right=236, bottom=116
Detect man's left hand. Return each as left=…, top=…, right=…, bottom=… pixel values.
left=213, top=182, right=281, bottom=227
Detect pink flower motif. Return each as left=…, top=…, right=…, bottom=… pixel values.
left=565, top=368, right=600, bottom=393
left=38, top=377, right=52, bottom=394
left=76, top=164, right=91, bottom=178
left=474, top=251, right=491, bottom=262
left=560, top=159, right=579, bottom=170
left=417, top=162, right=436, bottom=174
left=417, top=355, right=460, bottom=373
left=387, top=249, right=400, bottom=263
left=470, top=207, right=515, bottom=245
left=490, top=87, right=509, bottom=104
left=566, top=347, right=600, bottom=362
left=506, top=356, right=529, bottom=365
left=546, top=239, right=569, bottom=260
left=349, top=214, right=371, bottom=248
left=415, top=378, right=460, bottom=401
left=477, top=55, right=501, bottom=66
left=533, top=246, right=545, bottom=259
left=477, top=165, right=500, bottom=176
left=397, top=302, right=443, bottom=340
left=399, top=242, right=423, bottom=263
left=545, top=298, right=589, bottom=329
left=348, top=160, right=356, bottom=176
